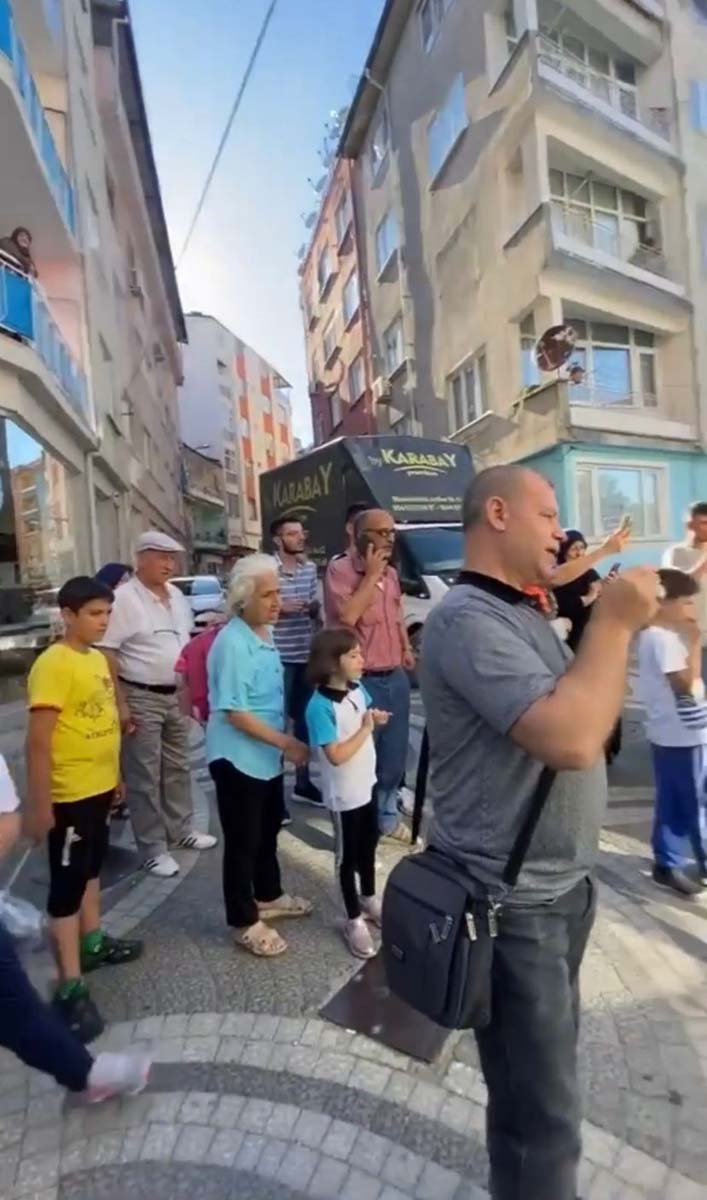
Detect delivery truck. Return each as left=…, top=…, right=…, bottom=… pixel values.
left=259, top=435, right=473, bottom=656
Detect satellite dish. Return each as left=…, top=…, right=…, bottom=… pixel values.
left=535, top=324, right=577, bottom=372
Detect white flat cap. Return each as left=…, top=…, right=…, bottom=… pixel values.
left=134, top=530, right=185, bottom=555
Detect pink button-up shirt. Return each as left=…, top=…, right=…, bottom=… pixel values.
left=323, top=552, right=404, bottom=671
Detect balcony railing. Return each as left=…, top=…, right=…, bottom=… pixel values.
left=537, top=35, right=672, bottom=143
left=551, top=203, right=668, bottom=277
left=570, top=383, right=658, bottom=410
left=0, top=258, right=88, bottom=424
left=0, top=0, right=76, bottom=234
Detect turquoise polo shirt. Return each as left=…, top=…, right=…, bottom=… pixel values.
left=206, top=617, right=285, bottom=780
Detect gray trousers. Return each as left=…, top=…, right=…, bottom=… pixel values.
left=121, top=684, right=193, bottom=860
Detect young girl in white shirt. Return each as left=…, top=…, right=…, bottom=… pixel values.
left=305, top=629, right=389, bottom=959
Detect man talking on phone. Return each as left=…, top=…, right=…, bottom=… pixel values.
left=324, top=509, right=414, bottom=841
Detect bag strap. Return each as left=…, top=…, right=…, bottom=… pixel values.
left=501, top=766, right=556, bottom=888
left=413, top=725, right=555, bottom=891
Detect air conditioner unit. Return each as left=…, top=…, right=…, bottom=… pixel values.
left=372, top=376, right=393, bottom=403
left=128, top=268, right=143, bottom=298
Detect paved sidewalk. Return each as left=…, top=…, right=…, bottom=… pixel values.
left=1, top=744, right=706, bottom=1198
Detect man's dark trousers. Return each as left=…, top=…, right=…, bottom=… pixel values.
left=476, top=876, right=596, bottom=1200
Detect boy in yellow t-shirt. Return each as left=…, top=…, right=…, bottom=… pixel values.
left=26, top=577, right=143, bottom=1044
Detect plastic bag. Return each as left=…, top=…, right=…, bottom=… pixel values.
left=0, top=849, right=48, bottom=952
left=0, top=890, right=47, bottom=950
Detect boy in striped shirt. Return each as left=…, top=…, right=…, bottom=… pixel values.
left=635, top=568, right=707, bottom=898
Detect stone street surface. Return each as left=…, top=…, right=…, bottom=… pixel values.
left=1, top=700, right=706, bottom=1200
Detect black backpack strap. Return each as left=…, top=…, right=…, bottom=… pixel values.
left=501, top=766, right=556, bottom=888
left=411, top=725, right=429, bottom=844
left=414, top=723, right=555, bottom=891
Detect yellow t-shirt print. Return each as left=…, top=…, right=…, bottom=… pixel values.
left=27, top=644, right=120, bottom=803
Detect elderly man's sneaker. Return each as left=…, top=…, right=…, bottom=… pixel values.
left=176, top=832, right=217, bottom=851
left=143, top=853, right=180, bottom=878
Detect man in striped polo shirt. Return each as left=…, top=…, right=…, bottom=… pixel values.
left=271, top=518, right=324, bottom=812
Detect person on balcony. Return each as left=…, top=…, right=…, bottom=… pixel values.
left=0, top=228, right=38, bottom=278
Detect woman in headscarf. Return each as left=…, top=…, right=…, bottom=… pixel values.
left=0, top=228, right=38, bottom=278
left=553, top=530, right=603, bottom=654
left=95, top=563, right=133, bottom=590
left=554, top=529, right=623, bottom=763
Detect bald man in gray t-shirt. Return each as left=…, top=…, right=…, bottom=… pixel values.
left=420, top=464, right=660, bottom=1200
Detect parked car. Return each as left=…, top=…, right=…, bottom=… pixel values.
left=172, top=575, right=225, bottom=626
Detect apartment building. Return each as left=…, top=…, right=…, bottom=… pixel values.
left=181, top=443, right=228, bottom=575
left=179, top=312, right=295, bottom=554
left=0, top=0, right=185, bottom=601
left=299, top=157, right=377, bottom=444
left=339, top=0, right=707, bottom=564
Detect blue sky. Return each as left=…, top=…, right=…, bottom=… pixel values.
left=130, top=0, right=384, bottom=445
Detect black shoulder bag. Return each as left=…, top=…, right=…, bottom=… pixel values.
left=381, top=761, right=555, bottom=1030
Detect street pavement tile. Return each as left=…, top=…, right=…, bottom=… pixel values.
left=57, top=1163, right=312, bottom=1199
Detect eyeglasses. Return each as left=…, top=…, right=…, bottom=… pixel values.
left=363, top=528, right=396, bottom=540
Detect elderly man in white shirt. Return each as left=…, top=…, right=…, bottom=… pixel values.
left=101, top=531, right=216, bottom=877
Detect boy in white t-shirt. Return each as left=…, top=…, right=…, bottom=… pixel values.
left=305, top=628, right=389, bottom=959
left=635, top=568, right=707, bottom=897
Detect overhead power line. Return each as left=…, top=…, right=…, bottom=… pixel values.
left=176, top=0, right=279, bottom=269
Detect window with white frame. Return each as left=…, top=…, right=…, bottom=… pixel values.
left=504, top=4, right=518, bottom=55
left=317, top=245, right=333, bottom=295
left=520, top=315, right=541, bottom=390
left=349, top=355, right=365, bottom=402
left=550, top=170, right=655, bottom=263
left=419, top=0, right=454, bottom=53
left=223, top=448, right=237, bottom=474
left=428, top=74, right=468, bottom=180
left=540, top=27, right=637, bottom=118
left=330, top=391, right=342, bottom=429
left=240, top=417, right=250, bottom=437
left=449, top=353, right=487, bottom=431
left=369, top=104, right=390, bottom=176
left=227, top=492, right=240, bottom=518
left=342, top=271, right=360, bottom=324
left=383, top=316, right=405, bottom=376
left=576, top=461, right=666, bottom=539
left=322, top=314, right=338, bottom=363
left=565, top=319, right=657, bottom=408
left=335, top=192, right=352, bottom=244
left=375, top=209, right=399, bottom=273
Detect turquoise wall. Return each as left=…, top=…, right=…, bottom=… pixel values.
left=521, top=443, right=707, bottom=569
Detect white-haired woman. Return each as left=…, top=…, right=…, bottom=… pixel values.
left=206, top=554, right=312, bottom=957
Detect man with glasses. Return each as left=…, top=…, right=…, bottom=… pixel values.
left=101, top=531, right=217, bottom=877
left=324, top=509, right=414, bottom=841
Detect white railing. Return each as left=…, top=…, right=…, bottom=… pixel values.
left=551, top=203, right=668, bottom=277
left=537, top=35, right=672, bottom=142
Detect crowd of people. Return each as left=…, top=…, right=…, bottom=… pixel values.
left=1, top=475, right=706, bottom=1200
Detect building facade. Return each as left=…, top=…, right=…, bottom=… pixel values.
left=299, top=158, right=378, bottom=445
left=181, top=443, right=228, bottom=575
left=179, top=312, right=295, bottom=554
left=339, top=0, right=707, bottom=564
left=0, top=0, right=184, bottom=613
